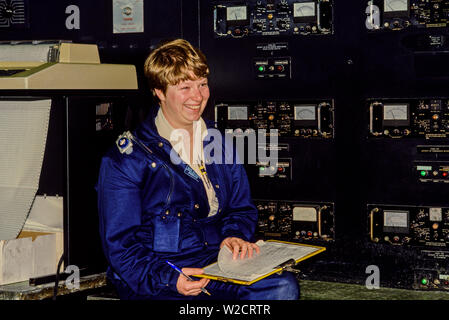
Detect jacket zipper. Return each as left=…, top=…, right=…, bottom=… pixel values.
left=161, top=163, right=174, bottom=205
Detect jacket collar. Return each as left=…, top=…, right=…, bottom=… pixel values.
left=134, top=105, right=162, bottom=144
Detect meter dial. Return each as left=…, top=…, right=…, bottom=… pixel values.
left=384, top=0, right=408, bottom=12
left=383, top=104, right=408, bottom=121
left=226, top=6, right=247, bottom=21
left=295, top=105, right=316, bottom=120
left=228, top=106, right=248, bottom=120
left=293, top=2, right=316, bottom=17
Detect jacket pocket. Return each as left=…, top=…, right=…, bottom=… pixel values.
left=201, top=222, right=221, bottom=247
left=152, top=213, right=180, bottom=253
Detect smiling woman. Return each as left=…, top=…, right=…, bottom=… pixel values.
left=154, top=77, right=210, bottom=134
left=144, top=39, right=211, bottom=136
left=96, top=38, right=299, bottom=300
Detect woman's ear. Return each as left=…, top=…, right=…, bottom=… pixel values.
left=154, top=88, right=165, bottom=103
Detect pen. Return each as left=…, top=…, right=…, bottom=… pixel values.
left=166, top=260, right=211, bottom=296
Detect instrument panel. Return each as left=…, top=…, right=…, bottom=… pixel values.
left=215, top=100, right=334, bottom=138
left=255, top=199, right=335, bottom=242
left=366, top=0, right=449, bottom=31
left=368, top=98, right=449, bottom=139
left=213, top=0, right=333, bottom=38
left=369, top=204, right=449, bottom=247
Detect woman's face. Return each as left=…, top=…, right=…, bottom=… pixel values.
left=156, top=77, right=210, bottom=130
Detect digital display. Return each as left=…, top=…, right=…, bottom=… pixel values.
left=383, top=104, right=408, bottom=121
left=384, top=0, right=408, bottom=13
left=293, top=206, right=317, bottom=222
left=293, top=2, right=316, bottom=17
left=228, top=106, right=248, bottom=120
left=294, top=105, right=316, bottom=120
left=384, top=210, right=408, bottom=228
left=226, top=6, right=247, bottom=21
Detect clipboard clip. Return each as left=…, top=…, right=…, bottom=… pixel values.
left=275, top=258, right=301, bottom=275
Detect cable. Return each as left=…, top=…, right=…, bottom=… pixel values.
left=52, top=253, right=65, bottom=300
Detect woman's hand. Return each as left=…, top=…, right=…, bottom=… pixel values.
left=220, top=237, right=261, bottom=260
left=176, top=268, right=210, bottom=296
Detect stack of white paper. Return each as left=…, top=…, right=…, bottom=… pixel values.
left=211, top=240, right=320, bottom=282
left=0, top=99, right=51, bottom=240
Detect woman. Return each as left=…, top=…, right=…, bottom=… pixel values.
left=96, top=39, right=299, bottom=300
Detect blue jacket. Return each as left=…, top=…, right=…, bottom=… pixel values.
left=97, top=106, right=257, bottom=298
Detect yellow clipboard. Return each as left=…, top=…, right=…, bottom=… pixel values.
left=195, top=240, right=326, bottom=285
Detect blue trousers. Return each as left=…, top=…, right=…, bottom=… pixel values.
left=110, top=271, right=300, bottom=300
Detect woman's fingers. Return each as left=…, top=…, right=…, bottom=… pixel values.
left=222, top=237, right=260, bottom=260
left=176, top=268, right=210, bottom=296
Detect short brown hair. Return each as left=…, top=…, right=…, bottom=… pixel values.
left=143, top=39, right=209, bottom=98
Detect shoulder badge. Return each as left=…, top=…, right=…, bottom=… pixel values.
left=116, top=131, right=134, bottom=155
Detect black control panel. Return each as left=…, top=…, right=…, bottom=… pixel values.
left=213, top=0, right=333, bottom=38
left=366, top=0, right=449, bottom=31
left=255, top=199, right=335, bottom=242
left=204, top=0, right=449, bottom=291
left=368, top=98, right=449, bottom=139
left=369, top=204, right=449, bottom=247
left=216, top=100, right=334, bottom=138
